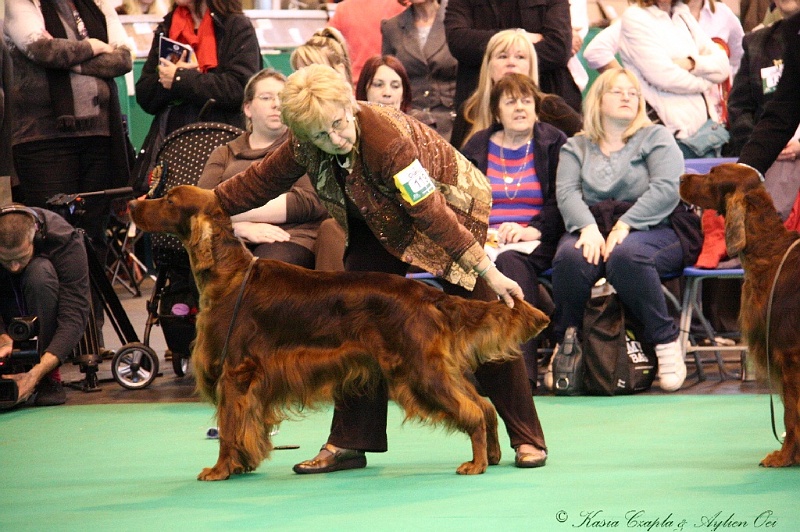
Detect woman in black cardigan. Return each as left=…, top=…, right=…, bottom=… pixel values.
left=461, top=73, right=566, bottom=386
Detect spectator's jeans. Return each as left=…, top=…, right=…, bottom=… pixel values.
left=551, top=226, right=683, bottom=346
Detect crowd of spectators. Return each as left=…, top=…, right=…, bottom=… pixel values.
left=2, top=0, right=799, bottom=419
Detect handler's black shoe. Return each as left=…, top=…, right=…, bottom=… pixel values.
left=293, top=445, right=366, bottom=474
left=34, top=377, right=66, bottom=406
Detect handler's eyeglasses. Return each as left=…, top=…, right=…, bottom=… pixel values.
left=310, top=112, right=352, bottom=143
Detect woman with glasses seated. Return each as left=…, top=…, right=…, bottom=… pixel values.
left=198, top=69, right=339, bottom=270
left=550, top=68, right=688, bottom=392
left=214, top=63, right=549, bottom=474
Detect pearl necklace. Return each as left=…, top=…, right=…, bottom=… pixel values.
left=499, top=134, right=532, bottom=200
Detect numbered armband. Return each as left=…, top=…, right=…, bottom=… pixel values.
left=393, top=159, right=436, bottom=206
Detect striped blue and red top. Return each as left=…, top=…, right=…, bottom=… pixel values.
left=486, top=139, right=543, bottom=228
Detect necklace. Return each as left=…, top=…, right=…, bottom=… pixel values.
left=499, top=134, right=532, bottom=200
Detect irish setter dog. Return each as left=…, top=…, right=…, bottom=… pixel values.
left=680, top=163, right=800, bottom=467
left=128, top=185, right=549, bottom=479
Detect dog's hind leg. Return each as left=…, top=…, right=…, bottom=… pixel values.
left=760, top=353, right=800, bottom=467
left=395, top=373, right=490, bottom=475
left=476, top=393, right=501, bottom=466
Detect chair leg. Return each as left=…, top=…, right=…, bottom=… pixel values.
left=680, top=277, right=707, bottom=381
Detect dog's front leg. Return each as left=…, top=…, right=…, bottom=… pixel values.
left=457, top=420, right=489, bottom=475
left=197, top=383, right=257, bottom=480
left=760, top=358, right=800, bottom=467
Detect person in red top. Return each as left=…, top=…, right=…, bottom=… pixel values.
left=328, top=0, right=405, bottom=85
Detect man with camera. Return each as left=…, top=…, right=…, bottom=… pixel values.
left=0, top=205, right=90, bottom=408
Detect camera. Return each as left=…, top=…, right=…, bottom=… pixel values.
left=0, top=316, right=41, bottom=409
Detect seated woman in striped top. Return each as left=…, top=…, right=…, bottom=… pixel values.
left=461, top=72, right=567, bottom=388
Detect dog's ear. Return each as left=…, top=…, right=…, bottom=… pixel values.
left=189, top=214, right=215, bottom=271
left=724, top=191, right=746, bottom=257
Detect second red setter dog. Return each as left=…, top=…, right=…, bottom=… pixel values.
left=129, top=185, right=549, bottom=479
left=681, top=163, right=800, bottom=467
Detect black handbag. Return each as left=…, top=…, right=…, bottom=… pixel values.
left=582, top=293, right=656, bottom=395
left=551, top=326, right=585, bottom=396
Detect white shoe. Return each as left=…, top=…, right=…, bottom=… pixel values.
left=655, top=340, right=686, bottom=392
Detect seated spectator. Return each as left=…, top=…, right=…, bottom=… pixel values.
left=616, top=0, right=730, bottom=159
left=0, top=207, right=91, bottom=407
left=198, top=69, right=342, bottom=270
left=381, top=0, right=459, bottom=141
left=551, top=68, right=687, bottom=392
left=461, top=73, right=567, bottom=386
left=728, top=0, right=800, bottom=220
left=355, top=55, right=412, bottom=112
left=445, top=0, right=582, bottom=142
left=455, top=29, right=582, bottom=149
left=290, top=27, right=354, bottom=84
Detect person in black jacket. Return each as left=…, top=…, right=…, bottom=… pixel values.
left=738, top=10, right=800, bottom=174
left=135, top=0, right=262, bottom=142
left=728, top=0, right=800, bottom=219
left=0, top=207, right=90, bottom=407
left=444, top=0, right=581, bottom=148
left=461, top=73, right=566, bottom=386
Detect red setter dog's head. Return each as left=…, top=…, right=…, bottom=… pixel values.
left=129, top=185, right=242, bottom=272
left=680, top=163, right=771, bottom=257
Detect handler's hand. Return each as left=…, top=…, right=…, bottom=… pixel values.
left=576, top=224, right=605, bottom=265
left=483, top=266, right=524, bottom=308
left=233, top=222, right=291, bottom=244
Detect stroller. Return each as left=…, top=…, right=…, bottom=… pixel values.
left=140, top=122, right=244, bottom=379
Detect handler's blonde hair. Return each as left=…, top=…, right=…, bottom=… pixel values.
left=281, top=64, right=359, bottom=141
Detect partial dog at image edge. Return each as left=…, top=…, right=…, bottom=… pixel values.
left=128, top=185, right=550, bottom=480
left=680, top=163, right=800, bottom=467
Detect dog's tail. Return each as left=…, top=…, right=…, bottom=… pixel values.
left=448, top=297, right=550, bottom=369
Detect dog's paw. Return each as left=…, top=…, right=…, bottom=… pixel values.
left=759, top=450, right=798, bottom=468
left=197, top=466, right=232, bottom=481
left=456, top=460, right=487, bottom=475
left=487, top=446, right=501, bottom=466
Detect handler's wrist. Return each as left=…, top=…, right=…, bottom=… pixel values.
left=476, top=262, right=493, bottom=278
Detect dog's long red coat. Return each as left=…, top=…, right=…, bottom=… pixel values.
left=129, top=185, right=550, bottom=479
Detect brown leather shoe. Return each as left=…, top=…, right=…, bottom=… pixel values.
left=514, top=446, right=547, bottom=468
left=292, top=445, right=367, bottom=474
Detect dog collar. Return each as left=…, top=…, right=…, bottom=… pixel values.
left=735, top=162, right=765, bottom=182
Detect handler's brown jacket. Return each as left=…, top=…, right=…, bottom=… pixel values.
left=215, top=103, right=491, bottom=289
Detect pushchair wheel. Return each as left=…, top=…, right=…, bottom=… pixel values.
left=111, top=343, right=160, bottom=389
left=172, top=351, right=190, bottom=377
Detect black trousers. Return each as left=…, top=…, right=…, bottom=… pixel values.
left=326, top=218, right=547, bottom=452
left=13, top=136, right=113, bottom=245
